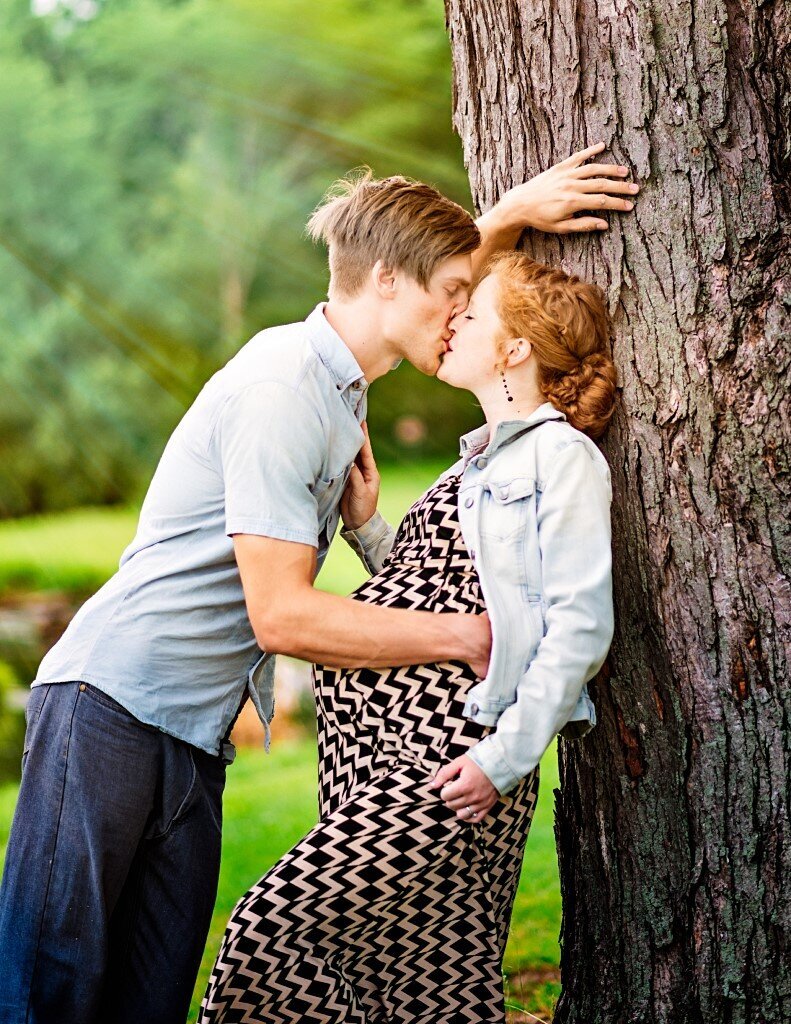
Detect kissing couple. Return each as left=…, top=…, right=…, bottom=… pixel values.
left=0, top=143, right=637, bottom=1023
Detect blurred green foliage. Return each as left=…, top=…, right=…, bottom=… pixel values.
left=0, top=0, right=481, bottom=519
left=0, top=662, right=25, bottom=782
left=0, top=459, right=446, bottom=595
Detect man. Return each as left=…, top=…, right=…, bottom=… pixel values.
left=0, top=144, right=637, bottom=1024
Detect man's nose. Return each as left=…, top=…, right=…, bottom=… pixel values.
left=452, top=292, right=470, bottom=318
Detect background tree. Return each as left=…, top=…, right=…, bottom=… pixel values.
left=0, top=0, right=480, bottom=518
left=444, top=1, right=789, bottom=1021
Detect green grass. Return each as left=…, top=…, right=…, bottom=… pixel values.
left=0, top=506, right=141, bottom=595
left=0, top=738, right=561, bottom=1020
left=0, top=461, right=447, bottom=598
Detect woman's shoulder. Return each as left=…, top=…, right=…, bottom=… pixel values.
left=523, top=419, right=611, bottom=490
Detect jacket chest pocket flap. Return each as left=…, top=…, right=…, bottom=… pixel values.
left=481, top=476, right=536, bottom=542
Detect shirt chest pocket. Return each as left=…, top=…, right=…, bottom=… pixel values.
left=480, top=477, right=536, bottom=544
left=313, top=468, right=349, bottom=523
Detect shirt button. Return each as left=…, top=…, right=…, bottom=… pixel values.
left=471, top=703, right=479, bottom=716
left=464, top=496, right=474, bottom=508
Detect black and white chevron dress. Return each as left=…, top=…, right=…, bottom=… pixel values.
left=199, top=473, right=540, bottom=1023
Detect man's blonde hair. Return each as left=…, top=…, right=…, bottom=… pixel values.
left=306, top=169, right=480, bottom=298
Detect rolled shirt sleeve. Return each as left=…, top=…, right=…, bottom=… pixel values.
left=213, top=381, right=325, bottom=545
left=466, top=440, right=614, bottom=794
left=340, top=512, right=396, bottom=575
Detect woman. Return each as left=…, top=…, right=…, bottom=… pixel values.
left=199, top=251, right=617, bottom=1023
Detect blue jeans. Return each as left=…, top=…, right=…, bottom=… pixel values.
left=0, top=682, right=227, bottom=1024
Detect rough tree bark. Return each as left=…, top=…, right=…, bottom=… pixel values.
left=444, top=3, right=789, bottom=1022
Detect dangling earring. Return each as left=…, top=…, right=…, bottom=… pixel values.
left=500, top=370, right=514, bottom=402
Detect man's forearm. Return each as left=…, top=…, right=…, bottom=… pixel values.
left=471, top=204, right=523, bottom=280
left=257, top=586, right=479, bottom=669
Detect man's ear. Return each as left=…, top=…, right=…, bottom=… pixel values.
left=371, top=259, right=397, bottom=299
left=503, top=336, right=532, bottom=368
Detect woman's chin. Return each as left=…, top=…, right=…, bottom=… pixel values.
left=437, top=360, right=460, bottom=387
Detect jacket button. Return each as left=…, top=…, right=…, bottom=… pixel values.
left=477, top=457, right=488, bottom=468
left=464, top=496, right=474, bottom=508
left=470, top=703, right=479, bottom=715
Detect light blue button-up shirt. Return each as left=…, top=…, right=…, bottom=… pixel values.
left=35, top=304, right=368, bottom=757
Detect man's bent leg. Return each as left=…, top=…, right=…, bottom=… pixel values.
left=98, top=741, right=226, bottom=1024
left=0, top=682, right=161, bottom=1024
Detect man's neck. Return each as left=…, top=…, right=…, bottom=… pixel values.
left=322, top=298, right=399, bottom=384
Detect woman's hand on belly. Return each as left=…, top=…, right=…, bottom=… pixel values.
left=429, top=755, right=499, bottom=822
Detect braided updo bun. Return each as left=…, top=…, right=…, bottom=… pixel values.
left=484, top=251, right=618, bottom=440
left=542, top=351, right=618, bottom=440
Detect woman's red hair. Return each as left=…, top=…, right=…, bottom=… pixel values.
left=484, top=252, right=618, bottom=440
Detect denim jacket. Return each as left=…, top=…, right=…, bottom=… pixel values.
left=342, top=403, right=614, bottom=794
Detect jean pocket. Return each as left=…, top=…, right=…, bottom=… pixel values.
left=21, top=686, right=48, bottom=771
left=77, top=682, right=158, bottom=731
left=154, top=746, right=199, bottom=841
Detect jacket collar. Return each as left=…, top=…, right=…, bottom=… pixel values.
left=458, top=402, right=566, bottom=462
left=305, top=302, right=368, bottom=392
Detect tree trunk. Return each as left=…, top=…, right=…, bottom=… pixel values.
left=444, top=2, right=790, bottom=1021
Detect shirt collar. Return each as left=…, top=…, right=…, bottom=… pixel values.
left=305, top=302, right=368, bottom=393
left=459, top=402, right=567, bottom=461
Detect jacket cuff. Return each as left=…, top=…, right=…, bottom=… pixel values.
left=558, top=717, right=595, bottom=741
left=340, top=512, right=394, bottom=574
left=465, top=734, right=524, bottom=796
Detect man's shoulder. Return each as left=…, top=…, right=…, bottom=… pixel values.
left=178, top=317, right=323, bottom=442
left=220, top=318, right=318, bottom=392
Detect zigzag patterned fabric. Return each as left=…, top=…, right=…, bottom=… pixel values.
left=200, top=473, right=540, bottom=1023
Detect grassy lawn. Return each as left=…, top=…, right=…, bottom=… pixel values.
left=0, top=460, right=447, bottom=598
left=0, top=737, right=562, bottom=1021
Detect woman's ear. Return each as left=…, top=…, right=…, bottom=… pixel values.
left=503, top=336, right=532, bottom=368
